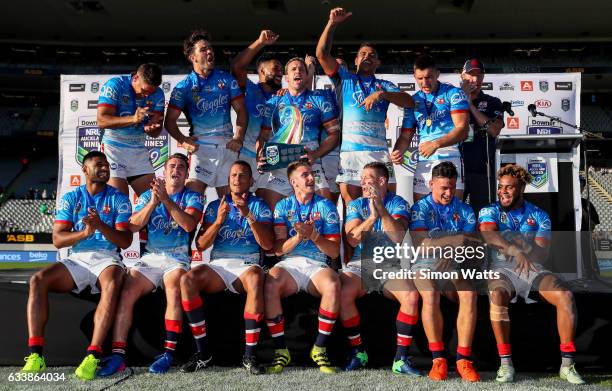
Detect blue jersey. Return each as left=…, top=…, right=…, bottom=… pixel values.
left=134, top=189, right=205, bottom=262
left=204, top=194, right=273, bottom=262
left=98, top=75, right=165, bottom=149
left=478, top=201, right=551, bottom=243
left=262, top=89, right=338, bottom=158
left=274, top=194, right=340, bottom=263
left=346, top=193, right=410, bottom=261
left=241, top=79, right=272, bottom=158
left=401, top=83, right=469, bottom=161
left=169, top=70, right=243, bottom=145
left=328, top=64, right=400, bottom=152
left=55, top=185, right=132, bottom=253
left=409, top=194, right=476, bottom=234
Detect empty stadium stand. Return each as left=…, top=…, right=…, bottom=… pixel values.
left=0, top=200, right=54, bottom=233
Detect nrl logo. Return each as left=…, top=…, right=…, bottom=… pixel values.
left=266, top=145, right=280, bottom=165
left=90, top=82, right=99, bottom=93
left=527, top=158, right=548, bottom=188
left=162, top=82, right=171, bottom=93
left=70, top=99, right=78, bottom=112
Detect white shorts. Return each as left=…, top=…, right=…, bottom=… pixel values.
left=321, top=153, right=340, bottom=193
left=337, top=151, right=396, bottom=186
left=60, top=251, right=124, bottom=294
left=189, top=144, right=239, bottom=187
left=342, top=260, right=362, bottom=279
left=413, top=158, right=464, bottom=195
left=101, top=143, right=153, bottom=180
left=275, top=256, right=330, bottom=292
left=131, top=253, right=189, bottom=289
left=241, top=155, right=267, bottom=192
left=199, top=257, right=261, bottom=294
left=490, top=258, right=552, bottom=303
left=264, top=163, right=329, bottom=197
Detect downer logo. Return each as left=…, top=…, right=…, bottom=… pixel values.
left=555, top=82, right=573, bottom=91
left=88, top=100, right=98, bottom=109
left=398, top=82, right=415, bottom=91
left=69, top=83, right=86, bottom=92
left=481, top=82, right=493, bottom=90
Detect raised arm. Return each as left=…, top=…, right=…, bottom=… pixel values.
left=316, top=7, right=352, bottom=75
left=231, top=30, right=279, bottom=90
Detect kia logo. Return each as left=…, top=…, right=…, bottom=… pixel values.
left=124, top=251, right=139, bottom=259
left=535, top=99, right=551, bottom=108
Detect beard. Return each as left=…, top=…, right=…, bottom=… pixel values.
left=264, top=76, right=281, bottom=90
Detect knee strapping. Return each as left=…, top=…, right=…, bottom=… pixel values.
left=490, top=303, right=510, bottom=322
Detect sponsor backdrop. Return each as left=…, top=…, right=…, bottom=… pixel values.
left=58, top=73, right=580, bottom=260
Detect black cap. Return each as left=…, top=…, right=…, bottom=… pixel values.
left=463, top=58, right=485, bottom=73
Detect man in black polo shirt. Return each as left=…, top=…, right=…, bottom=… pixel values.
left=459, top=59, right=504, bottom=215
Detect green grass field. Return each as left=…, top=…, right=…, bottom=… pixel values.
left=0, top=367, right=610, bottom=391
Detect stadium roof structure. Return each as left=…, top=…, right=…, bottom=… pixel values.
left=2, top=0, right=611, bottom=46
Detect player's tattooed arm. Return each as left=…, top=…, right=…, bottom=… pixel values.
left=345, top=216, right=375, bottom=248
left=316, top=7, right=352, bottom=75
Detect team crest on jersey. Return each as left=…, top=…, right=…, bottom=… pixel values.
left=500, top=212, right=508, bottom=224
left=74, top=202, right=82, bottom=215
left=478, top=101, right=488, bottom=110
left=312, top=211, right=321, bottom=221
left=527, top=157, right=548, bottom=188
left=122, top=95, right=129, bottom=105
left=287, top=210, right=294, bottom=219
left=436, top=98, right=445, bottom=104
left=527, top=217, right=536, bottom=226
left=218, top=81, right=225, bottom=90
left=375, top=82, right=383, bottom=91
left=146, top=100, right=153, bottom=107
left=102, top=204, right=111, bottom=214
left=304, top=102, right=313, bottom=109
left=453, top=212, right=460, bottom=222
left=90, top=82, right=99, bottom=93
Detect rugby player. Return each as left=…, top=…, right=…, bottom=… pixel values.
left=179, top=160, right=273, bottom=374
left=409, top=161, right=480, bottom=382
left=459, top=59, right=504, bottom=214
left=316, top=7, right=413, bottom=204
left=256, top=58, right=340, bottom=209
left=230, top=30, right=283, bottom=196
left=165, top=29, right=248, bottom=196
left=341, top=162, right=421, bottom=376
left=97, top=153, right=204, bottom=376
left=264, top=160, right=341, bottom=374
left=21, top=151, right=133, bottom=380
left=97, top=63, right=165, bottom=196
left=478, top=164, right=585, bottom=384
left=392, top=55, right=469, bottom=202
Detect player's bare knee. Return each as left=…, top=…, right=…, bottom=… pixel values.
left=29, top=272, right=46, bottom=293
left=458, top=290, right=477, bottom=305
left=321, top=278, right=341, bottom=299
left=243, top=269, right=264, bottom=292
left=398, top=290, right=420, bottom=308
left=180, top=271, right=198, bottom=293
left=264, top=276, right=282, bottom=298
left=420, top=290, right=439, bottom=306
left=489, top=287, right=510, bottom=306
